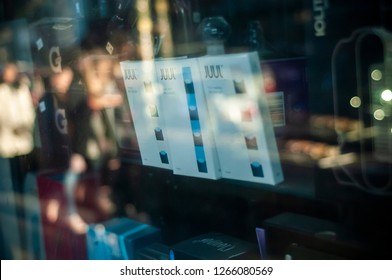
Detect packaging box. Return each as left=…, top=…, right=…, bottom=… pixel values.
left=172, top=232, right=259, bottom=260
left=87, top=217, right=161, bottom=260
left=198, top=52, right=284, bottom=185
left=120, top=60, right=172, bottom=169
left=155, top=58, right=221, bottom=179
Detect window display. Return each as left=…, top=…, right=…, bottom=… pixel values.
left=198, top=52, right=283, bottom=185
left=154, top=58, right=221, bottom=179
left=1, top=0, right=392, bottom=260
left=120, top=59, right=173, bottom=169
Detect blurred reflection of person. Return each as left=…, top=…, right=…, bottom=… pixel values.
left=0, top=62, right=36, bottom=259
left=93, top=55, right=122, bottom=129
left=68, top=53, right=123, bottom=221
left=36, top=66, right=89, bottom=234
left=37, top=66, right=74, bottom=170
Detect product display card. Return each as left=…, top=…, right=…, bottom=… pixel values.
left=155, top=58, right=221, bottom=179
left=120, top=60, right=172, bottom=169
left=198, top=52, right=284, bottom=185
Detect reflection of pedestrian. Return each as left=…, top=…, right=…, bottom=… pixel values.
left=0, top=62, right=36, bottom=259
left=37, top=66, right=74, bottom=170
left=68, top=53, right=123, bottom=219
left=36, top=66, right=89, bottom=234
left=69, top=95, right=121, bottom=217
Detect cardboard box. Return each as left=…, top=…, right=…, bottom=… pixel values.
left=198, top=52, right=284, bottom=185
left=155, top=58, right=221, bottom=179
left=120, top=60, right=172, bottom=169
left=86, top=217, right=161, bottom=260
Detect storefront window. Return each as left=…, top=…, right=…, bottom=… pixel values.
left=1, top=0, right=391, bottom=260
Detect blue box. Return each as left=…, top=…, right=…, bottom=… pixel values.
left=87, top=217, right=161, bottom=260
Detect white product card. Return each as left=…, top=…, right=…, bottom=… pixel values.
left=120, top=60, right=172, bottom=169
left=155, top=58, right=221, bottom=179
left=198, top=52, right=284, bottom=185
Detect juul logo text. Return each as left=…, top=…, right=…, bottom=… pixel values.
left=205, top=65, right=224, bottom=79
left=160, top=68, right=176, bottom=80
left=313, top=0, right=327, bottom=37
left=124, top=69, right=137, bottom=80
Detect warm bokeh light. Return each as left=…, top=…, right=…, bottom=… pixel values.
left=374, top=109, right=385, bottom=121
left=381, top=89, right=392, bottom=102
left=349, top=96, right=361, bottom=108
left=371, top=69, right=382, bottom=81
left=155, top=0, right=174, bottom=57
left=137, top=0, right=154, bottom=60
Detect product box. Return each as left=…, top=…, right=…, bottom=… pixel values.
left=155, top=58, right=221, bottom=179
left=172, top=232, right=259, bottom=260
left=120, top=60, right=172, bottom=169
left=198, top=52, right=284, bottom=185
left=86, top=217, right=161, bottom=260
